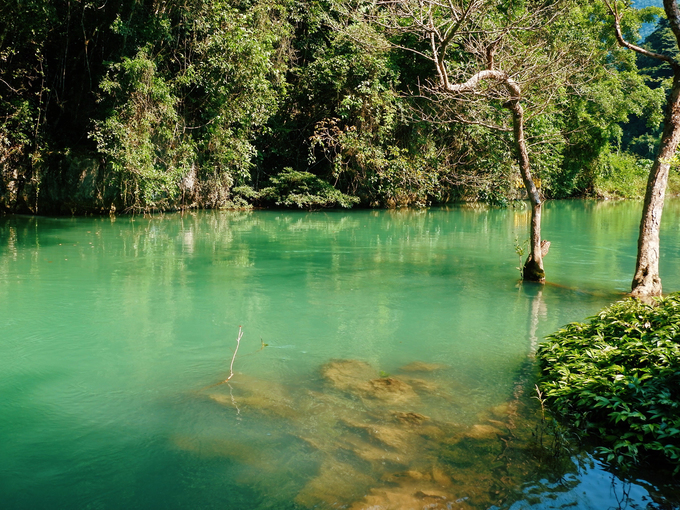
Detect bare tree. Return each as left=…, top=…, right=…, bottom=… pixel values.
left=375, top=0, right=585, bottom=281
left=604, top=0, right=680, bottom=296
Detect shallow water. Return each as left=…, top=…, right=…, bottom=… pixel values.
left=1, top=200, right=680, bottom=509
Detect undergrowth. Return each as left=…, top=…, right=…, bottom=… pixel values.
left=254, top=168, right=359, bottom=210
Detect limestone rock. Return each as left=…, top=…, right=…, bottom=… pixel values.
left=397, top=375, right=443, bottom=395
left=391, top=411, right=430, bottom=425
left=356, top=377, right=419, bottom=405
left=321, top=359, right=376, bottom=391
left=348, top=483, right=456, bottom=510
left=341, top=418, right=412, bottom=450
left=339, top=434, right=408, bottom=466
left=295, top=458, right=374, bottom=508
left=465, top=423, right=504, bottom=440
left=398, top=361, right=448, bottom=373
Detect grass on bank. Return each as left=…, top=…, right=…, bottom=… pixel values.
left=592, top=151, right=680, bottom=199
left=536, top=294, right=680, bottom=472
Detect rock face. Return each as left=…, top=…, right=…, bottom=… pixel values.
left=7, top=153, right=121, bottom=214
left=392, top=411, right=430, bottom=425
left=196, top=358, right=552, bottom=510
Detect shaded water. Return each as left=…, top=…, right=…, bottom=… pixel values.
left=1, top=200, right=680, bottom=509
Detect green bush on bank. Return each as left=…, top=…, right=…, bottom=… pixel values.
left=255, top=168, right=359, bottom=209
left=590, top=148, right=680, bottom=199
left=536, top=294, right=680, bottom=472
left=591, top=149, right=651, bottom=199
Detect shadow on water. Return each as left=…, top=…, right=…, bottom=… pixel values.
left=543, top=280, right=628, bottom=299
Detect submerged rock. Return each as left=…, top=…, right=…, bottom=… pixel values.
left=341, top=418, right=412, bottom=450
left=207, top=376, right=298, bottom=419
left=338, top=433, right=408, bottom=466
left=391, top=411, right=430, bottom=425
left=348, top=481, right=458, bottom=510
left=295, top=458, right=375, bottom=508
left=431, top=465, right=452, bottom=487
left=397, top=375, right=443, bottom=395
left=398, top=361, right=448, bottom=373
left=321, top=359, right=376, bottom=391
left=465, top=423, right=505, bottom=440
left=238, top=394, right=297, bottom=419
left=321, top=359, right=420, bottom=406
left=356, top=377, right=419, bottom=405
left=197, top=357, right=565, bottom=510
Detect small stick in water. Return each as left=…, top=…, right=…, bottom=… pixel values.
left=226, top=326, right=243, bottom=381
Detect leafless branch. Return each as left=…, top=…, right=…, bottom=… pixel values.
left=225, top=326, right=243, bottom=382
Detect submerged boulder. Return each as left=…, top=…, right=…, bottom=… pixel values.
left=207, top=376, right=297, bottom=419
left=464, top=423, right=505, bottom=440
left=338, top=433, right=408, bottom=466
left=348, top=479, right=456, bottom=510
left=391, top=411, right=430, bottom=425
left=397, top=375, right=443, bottom=395
left=356, top=377, right=419, bottom=405
left=321, top=359, right=376, bottom=391
left=198, top=356, right=557, bottom=510
left=295, top=458, right=375, bottom=509
left=321, top=359, right=420, bottom=406
left=341, top=418, right=412, bottom=450
left=398, top=361, right=448, bottom=373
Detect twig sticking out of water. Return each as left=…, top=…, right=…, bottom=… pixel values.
left=226, top=326, right=243, bottom=382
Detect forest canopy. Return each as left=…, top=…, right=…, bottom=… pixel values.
left=0, top=0, right=675, bottom=213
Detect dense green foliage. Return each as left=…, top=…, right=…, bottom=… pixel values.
left=537, top=294, right=680, bottom=472
left=0, top=0, right=673, bottom=212
left=251, top=168, right=359, bottom=208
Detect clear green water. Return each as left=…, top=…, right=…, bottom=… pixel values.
left=1, top=200, right=679, bottom=509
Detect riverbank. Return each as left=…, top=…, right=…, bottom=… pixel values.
left=537, top=294, right=680, bottom=474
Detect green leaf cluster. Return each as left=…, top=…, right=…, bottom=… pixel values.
left=537, top=294, right=680, bottom=472
left=256, top=168, right=359, bottom=209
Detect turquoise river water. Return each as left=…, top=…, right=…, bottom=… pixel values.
left=1, top=200, right=680, bottom=509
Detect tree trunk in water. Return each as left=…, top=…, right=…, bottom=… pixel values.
left=507, top=100, right=545, bottom=282
left=440, top=70, right=547, bottom=281
left=631, top=76, right=680, bottom=296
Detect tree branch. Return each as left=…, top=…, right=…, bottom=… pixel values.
left=443, top=69, right=521, bottom=100
left=603, top=0, right=680, bottom=70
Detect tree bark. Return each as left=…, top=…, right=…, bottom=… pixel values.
left=605, top=0, right=680, bottom=296
left=631, top=75, right=680, bottom=296
left=507, top=99, right=545, bottom=282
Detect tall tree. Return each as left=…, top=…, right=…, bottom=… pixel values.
left=605, top=0, right=680, bottom=296
left=376, top=0, right=589, bottom=281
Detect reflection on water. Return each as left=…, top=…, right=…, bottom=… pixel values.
left=1, top=202, right=679, bottom=509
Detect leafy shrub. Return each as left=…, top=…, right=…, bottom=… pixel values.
left=592, top=148, right=651, bottom=199
left=537, top=294, right=680, bottom=472
left=257, top=168, right=359, bottom=209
